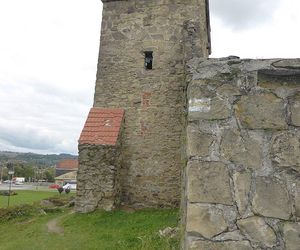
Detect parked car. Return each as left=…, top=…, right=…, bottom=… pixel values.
left=49, top=184, right=61, bottom=189
left=63, top=183, right=77, bottom=190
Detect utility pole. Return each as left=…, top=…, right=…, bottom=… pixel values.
left=7, top=162, right=14, bottom=207
left=0, top=163, right=3, bottom=183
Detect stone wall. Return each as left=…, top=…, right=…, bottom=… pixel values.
left=184, top=57, right=300, bottom=249
left=75, top=144, right=122, bottom=213
left=93, top=0, right=210, bottom=208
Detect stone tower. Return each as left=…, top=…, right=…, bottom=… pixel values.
left=76, top=0, right=211, bottom=212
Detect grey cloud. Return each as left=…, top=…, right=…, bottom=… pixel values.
left=210, top=0, right=281, bottom=30
left=0, top=125, right=58, bottom=151
left=0, top=76, right=91, bottom=154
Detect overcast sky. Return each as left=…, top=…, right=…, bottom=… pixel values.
left=0, top=0, right=299, bottom=155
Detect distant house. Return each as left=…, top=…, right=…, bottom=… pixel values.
left=55, top=171, right=77, bottom=187
left=55, top=159, right=78, bottom=186
left=55, top=159, right=78, bottom=177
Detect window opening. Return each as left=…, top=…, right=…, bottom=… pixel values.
left=144, top=51, right=153, bottom=70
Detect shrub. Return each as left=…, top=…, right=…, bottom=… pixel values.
left=0, top=204, right=38, bottom=223
left=0, top=191, right=18, bottom=196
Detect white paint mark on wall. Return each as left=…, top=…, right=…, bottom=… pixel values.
left=104, top=120, right=112, bottom=126
left=189, top=98, right=211, bottom=112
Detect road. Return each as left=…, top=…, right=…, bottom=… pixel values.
left=0, top=183, right=55, bottom=191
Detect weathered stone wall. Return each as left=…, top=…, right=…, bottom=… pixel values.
left=75, top=144, right=122, bottom=213
left=184, top=57, right=300, bottom=249
left=94, top=0, right=210, bottom=207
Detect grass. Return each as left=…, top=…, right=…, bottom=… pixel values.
left=0, top=208, right=179, bottom=250
left=0, top=190, right=68, bottom=208
left=0, top=191, right=180, bottom=249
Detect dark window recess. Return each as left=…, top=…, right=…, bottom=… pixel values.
left=144, top=51, right=153, bottom=70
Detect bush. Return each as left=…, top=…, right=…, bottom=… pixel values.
left=0, top=191, right=17, bottom=196
left=0, top=204, right=38, bottom=223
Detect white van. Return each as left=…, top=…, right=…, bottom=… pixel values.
left=63, top=182, right=77, bottom=190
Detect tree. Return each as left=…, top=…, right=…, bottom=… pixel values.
left=44, top=167, right=55, bottom=182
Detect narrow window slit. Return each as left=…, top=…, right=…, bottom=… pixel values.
left=144, top=51, right=153, bottom=70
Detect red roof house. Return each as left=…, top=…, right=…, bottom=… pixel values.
left=55, top=159, right=78, bottom=177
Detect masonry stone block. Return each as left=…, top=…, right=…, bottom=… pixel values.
left=220, top=129, right=263, bottom=170
left=271, top=131, right=300, bottom=172
left=186, top=204, right=229, bottom=238
left=188, top=95, right=231, bottom=121
left=294, top=179, right=300, bottom=218
left=186, top=124, right=213, bottom=157
left=273, top=59, right=300, bottom=69
left=289, top=92, right=300, bottom=126
left=187, top=240, right=253, bottom=250
left=233, top=170, right=252, bottom=216
left=213, top=230, right=246, bottom=241
left=252, top=177, right=291, bottom=220
left=235, top=93, right=287, bottom=129
left=237, top=216, right=277, bottom=248
left=187, top=161, right=233, bottom=205
left=258, top=69, right=300, bottom=91
left=282, top=222, right=300, bottom=250
left=216, top=83, right=241, bottom=96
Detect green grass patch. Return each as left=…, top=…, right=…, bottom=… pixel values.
left=0, top=190, right=70, bottom=208
left=0, top=209, right=179, bottom=250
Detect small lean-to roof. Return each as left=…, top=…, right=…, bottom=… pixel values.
left=56, top=159, right=78, bottom=170
left=79, top=107, right=124, bottom=146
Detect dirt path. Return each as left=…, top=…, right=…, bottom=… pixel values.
left=47, top=217, right=64, bottom=235
left=46, top=210, right=74, bottom=235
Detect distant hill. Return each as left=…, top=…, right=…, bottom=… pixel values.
left=0, top=151, right=77, bottom=167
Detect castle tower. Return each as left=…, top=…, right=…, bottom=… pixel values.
left=76, top=0, right=211, bottom=212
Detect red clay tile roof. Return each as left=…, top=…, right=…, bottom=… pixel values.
left=79, top=107, right=124, bottom=145
left=56, top=159, right=78, bottom=170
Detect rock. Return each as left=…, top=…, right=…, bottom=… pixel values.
left=233, top=170, right=252, bottom=216
left=220, top=129, right=263, bottom=170
left=237, top=216, right=277, bottom=248
left=187, top=124, right=214, bottom=157
left=213, top=230, right=246, bottom=241
left=235, top=93, right=287, bottom=129
left=188, top=94, right=231, bottom=121
left=40, top=200, right=55, bottom=207
left=282, top=222, right=300, bottom=250
left=159, top=227, right=179, bottom=238
left=290, top=93, right=300, bottom=126
left=216, top=84, right=241, bottom=96
left=295, top=180, right=300, bottom=218
left=186, top=204, right=229, bottom=238
left=187, top=240, right=253, bottom=250
left=258, top=69, right=300, bottom=91
left=252, top=177, right=291, bottom=220
left=187, top=161, right=233, bottom=205
left=273, top=59, right=300, bottom=69
left=271, top=131, right=300, bottom=172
